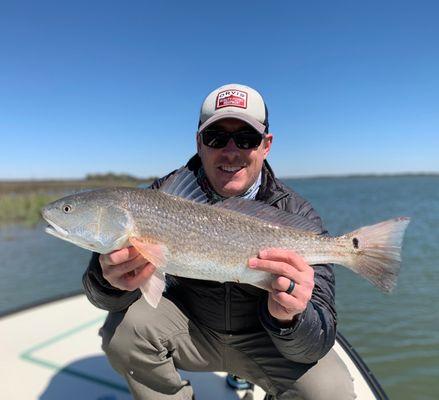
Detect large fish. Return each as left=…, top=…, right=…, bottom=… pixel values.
left=41, top=169, right=410, bottom=307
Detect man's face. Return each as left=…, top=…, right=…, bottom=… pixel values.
left=197, top=118, right=273, bottom=197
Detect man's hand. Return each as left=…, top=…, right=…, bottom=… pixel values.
left=99, top=246, right=156, bottom=291
left=249, top=249, right=315, bottom=325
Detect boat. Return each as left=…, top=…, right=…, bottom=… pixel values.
left=0, top=291, right=388, bottom=399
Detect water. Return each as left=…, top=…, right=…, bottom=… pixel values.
left=1, top=176, right=438, bottom=399
left=285, top=176, right=439, bottom=400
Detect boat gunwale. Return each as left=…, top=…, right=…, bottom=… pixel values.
left=336, top=332, right=389, bottom=400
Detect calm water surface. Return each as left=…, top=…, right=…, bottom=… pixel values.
left=1, top=176, right=438, bottom=399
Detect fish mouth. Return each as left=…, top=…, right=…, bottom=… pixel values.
left=44, top=218, right=99, bottom=252
left=44, top=218, right=69, bottom=239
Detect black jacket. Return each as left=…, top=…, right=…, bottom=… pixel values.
left=82, top=155, right=336, bottom=364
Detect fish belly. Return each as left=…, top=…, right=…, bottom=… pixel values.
left=165, top=251, right=272, bottom=290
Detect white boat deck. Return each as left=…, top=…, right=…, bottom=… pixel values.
left=0, top=294, right=266, bottom=399
left=0, top=293, right=382, bottom=399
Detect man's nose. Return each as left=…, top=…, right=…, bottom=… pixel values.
left=221, top=136, right=240, bottom=153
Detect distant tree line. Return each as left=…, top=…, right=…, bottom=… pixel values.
left=85, top=173, right=157, bottom=182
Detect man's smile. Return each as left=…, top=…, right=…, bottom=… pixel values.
left=217, top=165, right=246, bottom=174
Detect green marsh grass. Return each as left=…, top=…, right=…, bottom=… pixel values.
left=0, top=177, right=155, bottom=228
left=0, top=193, right=60, bottom=227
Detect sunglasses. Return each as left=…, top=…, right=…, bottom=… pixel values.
left=200, top=128, right=265, bottom=150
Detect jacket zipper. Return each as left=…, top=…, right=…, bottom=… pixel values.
left=225, top=282, right=231, bottom=332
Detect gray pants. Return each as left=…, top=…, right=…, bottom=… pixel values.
left=101, top=296, right=355, bottom=400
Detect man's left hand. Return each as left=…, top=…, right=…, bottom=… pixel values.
left=249, top=248, right=315, bottom=325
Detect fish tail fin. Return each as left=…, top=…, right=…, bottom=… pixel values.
left=345, top=217, right=410, bottom=292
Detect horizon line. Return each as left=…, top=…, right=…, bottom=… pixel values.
left=1, top=171, right=438, bottom=183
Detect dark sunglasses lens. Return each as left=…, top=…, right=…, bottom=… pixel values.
left=201, top=129, right=263, bottom=149
left=202, top=130, right=229, bottom=148
left=233, top=131, right=263, bottom=149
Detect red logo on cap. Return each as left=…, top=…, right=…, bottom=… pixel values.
left=216, top=90, right=248, bottom=109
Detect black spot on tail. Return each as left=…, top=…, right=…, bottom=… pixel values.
left=353, top=237, right=359, bottom=249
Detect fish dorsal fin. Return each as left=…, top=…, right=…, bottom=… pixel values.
left=213, top=197, right=323, bottom=234
left=158, top=167, right=208, bottom=203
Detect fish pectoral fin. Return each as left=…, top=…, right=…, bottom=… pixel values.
left=139, top=270, right=166, bottom=308
left=129, top=237, right=168, bottom=308
left=129, top=237, right=168, bottom=269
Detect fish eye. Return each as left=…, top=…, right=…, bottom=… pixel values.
left=63, top=204, right=73, bottom=213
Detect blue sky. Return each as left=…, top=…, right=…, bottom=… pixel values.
left=1, top=0, right=438, bottom=179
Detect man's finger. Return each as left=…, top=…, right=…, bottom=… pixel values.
left=272, top=275, right=299, bottom=293
left=105, top=254, right=151, bottom=278
left=120, top=264, right=157, bottom=291
left=100, top=246, right=139, bottom=266
left=258, top=248, right=309, bottom=272
left=248, top=258, right=298, bottom=280
left=271, top=290, right=306, bottom=313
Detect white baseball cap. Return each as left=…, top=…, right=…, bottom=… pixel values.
left=197, top=83, right=269, bottom=134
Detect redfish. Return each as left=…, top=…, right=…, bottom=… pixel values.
left=41, top=170, right=410, bottom=307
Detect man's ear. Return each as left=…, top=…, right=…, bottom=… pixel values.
left=196, top=132, right=201, bottom=154
left=263, top=133, right=273, bottom=159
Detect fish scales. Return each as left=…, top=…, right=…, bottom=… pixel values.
left=126, top=191, right=343, bottom=288
left=41, top=187, right=410, bottom=303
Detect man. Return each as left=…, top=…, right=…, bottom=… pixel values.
left=83, top=84, right=354, bottom=399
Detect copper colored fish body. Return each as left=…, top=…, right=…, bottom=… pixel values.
left=42, top=187, right=410, bottom=307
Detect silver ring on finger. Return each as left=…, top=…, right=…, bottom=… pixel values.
left=285, top=279, right=295, bottom=294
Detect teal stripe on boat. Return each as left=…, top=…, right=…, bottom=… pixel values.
left=20, top=315, right=129, bottom=393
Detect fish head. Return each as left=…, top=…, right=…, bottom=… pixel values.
left=41, top=188, right=133, bottom=254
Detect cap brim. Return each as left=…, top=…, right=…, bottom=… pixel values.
left=198, top=112, right=266, bottom=135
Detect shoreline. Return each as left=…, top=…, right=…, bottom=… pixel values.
left=1, top=174, right=436, bottom=227
left=279, top=172, right=439, bottom=180
left=1, top=172, right=438, bottom=186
